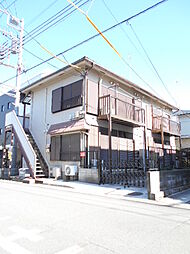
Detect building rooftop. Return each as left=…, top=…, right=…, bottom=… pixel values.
left=20, top=56, right=178, bottom=111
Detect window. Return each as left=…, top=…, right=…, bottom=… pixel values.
left=1, top=105, right=5, bottom=112
left=62, top=80, right=83, bottom=110
left=50, top=136, right=61, bottom=161
left=61, top=134, right=80, bottom=161
left=50, top=133, right=80, bottom=161
left=7, top=102, right=11, bottom=109
left=51, top=80, right=83, bottom=113
left=152, top=133, right=170, bottom=145
left=51, top=87, right=62, bottom=113
left=99, top=127, right=133, bottom=139
left=0, top=128, right=2, bottom=135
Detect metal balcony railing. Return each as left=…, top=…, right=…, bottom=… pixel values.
left=98, top=95, right=145, bottom=126
left=152, top=115, right=180, bottom=136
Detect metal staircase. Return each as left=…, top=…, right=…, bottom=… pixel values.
left=4, top=111, right=49, bottom=178
left=25, top=130, right=48, bottom=178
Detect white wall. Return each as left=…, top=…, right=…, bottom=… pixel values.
left=30, top=73, right=83, bottom=168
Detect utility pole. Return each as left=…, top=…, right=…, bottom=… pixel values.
left=0, top=8, right=24, bottom=110
left=15, top=18, right=24, bottom=109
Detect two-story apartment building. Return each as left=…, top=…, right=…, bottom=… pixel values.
left=4, top=57, right=180, bottom=183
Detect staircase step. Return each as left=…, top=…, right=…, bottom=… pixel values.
left=35, top=174, right=45, bottom=178
left=25, top=130, right=49, bottom=178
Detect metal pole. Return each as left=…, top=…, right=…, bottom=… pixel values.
left=15, top=18, right=24, bottom=110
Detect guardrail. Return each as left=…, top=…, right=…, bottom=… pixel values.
left=99, top=95, right=145, bottom=125
left=152, top=115, right=180, bottom=136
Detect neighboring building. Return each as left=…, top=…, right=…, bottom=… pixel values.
left=175, top=110, right=190, bottom=149
left=0, top=90, right=15, bottom=167
left=4, top=57, right=180, bottom=182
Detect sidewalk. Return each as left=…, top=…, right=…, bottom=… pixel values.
left=40, top=178, right=190, bottom=209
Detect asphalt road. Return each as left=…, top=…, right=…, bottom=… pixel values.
left=0, top=180, right=190, bottom=254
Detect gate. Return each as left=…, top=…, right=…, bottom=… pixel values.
left=99, top=161, right=146, bottom=187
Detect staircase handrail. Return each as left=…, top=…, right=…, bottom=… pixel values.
left=5, top=110, right=36, bottom=177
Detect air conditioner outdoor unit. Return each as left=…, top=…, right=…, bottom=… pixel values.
left=50, top=167, right=61, bottom=179
left=65, top=165, right=78, bottom=176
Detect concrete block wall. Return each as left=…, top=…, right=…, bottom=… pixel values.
left=79, top=168, right=99, bottom=184
left=160, top=169, right=190, bottom=196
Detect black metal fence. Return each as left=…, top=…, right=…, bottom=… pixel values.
left=99, top=161, right=146, bottom=187
left=147, top=147, right=190, bottom=170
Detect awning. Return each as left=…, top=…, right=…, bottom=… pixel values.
left=47, top=119, right=89, bottom=135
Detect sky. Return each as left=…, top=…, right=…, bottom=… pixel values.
left=0, top=0, right=189, bottom=110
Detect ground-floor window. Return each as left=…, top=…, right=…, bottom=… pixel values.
left=50, top=133, right=80, bottom=161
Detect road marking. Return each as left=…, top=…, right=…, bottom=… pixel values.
left=0, top=225, right=43, bottom=254
left=7, top=225, right=43, bottom=242
left=0, top=216, right=11, bottom=221
left=55, top=245, right=83, bottom=254
left=0, top=235, right=32, bottom=254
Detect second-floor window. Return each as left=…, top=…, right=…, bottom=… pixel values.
left=1, top=105, right=5, bottom=112
left=52, top=80, right=83, bottom=113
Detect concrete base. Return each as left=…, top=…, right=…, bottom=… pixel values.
left=148, top=191, right=164, bottom=201
left=79, top=168, right=99, bottom=184
left=147, top=170, right=164, bottom=201
left=22, top=179, right=35, bottom=184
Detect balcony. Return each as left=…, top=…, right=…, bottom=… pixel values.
left=98, top=95, right=145, bottom=127
left=152, top=115, right=180, bottom=136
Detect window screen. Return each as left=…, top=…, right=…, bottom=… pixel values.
left=60, top=134, right=80, bottom=161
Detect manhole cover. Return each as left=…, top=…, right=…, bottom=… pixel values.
left=127, top=192, right=143, bottom=197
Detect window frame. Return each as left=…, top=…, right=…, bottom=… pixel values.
left=7, top=102, right=11, bottom=110
left=50, top=133, right=80, bottom=161
left=51, top=79, right=83, bottom=114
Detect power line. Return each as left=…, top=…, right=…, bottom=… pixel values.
left=1, top=0, right=89, bottom=58
left=127, top=22, right=178, bottom=106
left=0, top=0, right=18, bottom=16
left=26, top=0, right=60, bottom=28
left=101, top=0, right=159, bottom=78
left=23, top=47, right=59, bottom=70
left=0, top=0, right=169, bottom=94
left=67, top=0, right=168, bottom=97
left=22, top=0, right=85, bottom=45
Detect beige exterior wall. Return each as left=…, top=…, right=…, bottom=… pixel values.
left=25, top=64, right=178, bottom=171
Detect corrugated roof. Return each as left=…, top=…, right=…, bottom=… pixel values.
left=47, top=119, right=89, bottom=135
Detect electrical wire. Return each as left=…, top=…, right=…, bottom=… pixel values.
left=101, top=0, right=156, bottom=75
left=101, top=0, right=177, bottom=106
left=22, top=0, right=85, bottom=45
left=67, top=0, right=168, bottom=97
left=0, top=0, right=90, bottom=59
left=0, top=0, right=170, bottom=91
left=0, top=0, right=18, bottom=16
left=23, top=47, right=59, bottom=70
left=26, top=0, right=60, bottom=28
left=127, top=22, right=178, bottom=106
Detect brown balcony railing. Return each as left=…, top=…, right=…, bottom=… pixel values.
left=152, top=116, right=180, bottom=136
left=98, top=95, right=145, bottom=125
